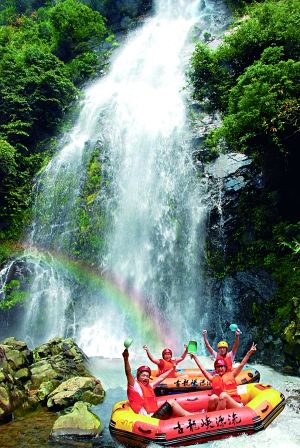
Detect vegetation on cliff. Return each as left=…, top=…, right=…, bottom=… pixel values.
left=189, top=0, right=300, bottom=369
left=0, top=0, right=113, bottom=262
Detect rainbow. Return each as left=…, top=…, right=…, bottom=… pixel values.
left=4, top=242, right=180, bottom=349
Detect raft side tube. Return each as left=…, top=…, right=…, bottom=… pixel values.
left=110, top=383, right=285, bottom=447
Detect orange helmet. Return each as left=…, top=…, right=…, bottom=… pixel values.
left=162, top=348, right=172, bottom=357
left=217, top=341, right=229, bottom=349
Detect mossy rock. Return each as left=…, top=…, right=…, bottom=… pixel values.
left=50, top=401, right=102, bottom=439
left=47, top=376, right=105, bottom=410
left=37, top=380, right=61, bottom=402
left=14, top=367, right=31, bottom=382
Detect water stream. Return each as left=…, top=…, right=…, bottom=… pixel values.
left=0, top=0, right=230, bottom=355
left=1, top=1, right=299, bottom=446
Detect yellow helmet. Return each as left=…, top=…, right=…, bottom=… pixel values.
left=217, top=341, right=229, bottom=349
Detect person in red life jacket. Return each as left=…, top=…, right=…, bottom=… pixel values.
left=202, top=328, right=241, bottom=371
left=190, top=342, right=257, bottom=411
left=143, top=344, right=188, bottom=378
left=123, top=348, right=192, bottom=418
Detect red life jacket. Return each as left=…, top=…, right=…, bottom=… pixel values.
left=216, top=352, right=233, bottom=371
left=211, top=372, right=241, bottom=403
left=127, top=381, right=158, bottom=414
left=158, top=359, right=176, bottom=377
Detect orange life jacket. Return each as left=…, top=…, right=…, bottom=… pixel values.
left=211, top=372, right=241, bottom=402
left=216, top=352, right=233, bottom=371
left=158, top=359, right=176, bottom=378
left=127, top=381, right=158, bottom=414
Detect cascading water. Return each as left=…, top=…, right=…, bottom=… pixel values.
left=0, top=0, right=231, bottom=354
left=76, top=0, right=216, bottom=355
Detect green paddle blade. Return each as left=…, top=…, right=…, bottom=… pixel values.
left=187, top=340, right=198, bottom=354
left=124, top=338, right=133, bottom=348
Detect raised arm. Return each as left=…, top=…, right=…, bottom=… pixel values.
left=190, top=353, right=214, bottom=382
left=151, top=365, right=177, bottom=388
left=122, top=349, right=135, bottom=386
left=231, top=330, right=241, bottom=357
left=232, top=343, right=257, bottom=377
left=175, top=344, right=188, bottom=364
left=143, top=345, right=160, bottom=366
left=202, top=330, right=214, bottom=356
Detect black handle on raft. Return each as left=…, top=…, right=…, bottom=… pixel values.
left=187, top=397, right=199, bottom=401
left=138, top=427, right=152, bottom=434
left=261, top=404, right=269, bottom=413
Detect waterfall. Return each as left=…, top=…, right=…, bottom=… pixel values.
left=0, top=0, right=230, bottom=355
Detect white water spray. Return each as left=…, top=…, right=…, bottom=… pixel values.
left=76, top=0, right=227, bottom=355
left=1, top=0, right=230, bottom=352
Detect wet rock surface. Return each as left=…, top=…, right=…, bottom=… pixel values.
left=202, top=153, right=284, bottom=365
left=50, top=401, right=102, bottom=442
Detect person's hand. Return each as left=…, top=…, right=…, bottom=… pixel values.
left=248, top=343, right=257, bottom=354
left=184, top=344, right=188, bottom=350
left=202, top=329, right=207, bottom=336
left=189, top=353, right=196, bottom=359
left=143, top=345, right=148, bottom=351
left=235, top=329, right=241, bottom=336
left=122, top=348, right=129, bottom=359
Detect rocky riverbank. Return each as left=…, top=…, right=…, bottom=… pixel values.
left=0, top=337, right=104, bottom=443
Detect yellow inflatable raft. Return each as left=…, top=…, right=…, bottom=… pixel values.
left=109, top=383, right=285, bottom=447
left=152, top=365, right=260, bottom=395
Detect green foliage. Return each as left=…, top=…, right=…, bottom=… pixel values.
left=50, top=0, right=107, bottom=61
left=82, top=0, right=152, bottom=31
left=0, top=0, right=111, bottom=241
left=211, top=50, right=300, bottom=153
left=0, top=139, right=17, bottom=176
left=0, top=44, right=78, bottom=144
left=66, top=51, right=99, bottom=85
left=190, top=0, right=300, bottom=112
left=73, top=146, right=107, bottom=261
left=188, top=43, right=230, bottom=112
left=190, top=3, right=300, bottom=362
left=0, top=278, right=28, bottom=309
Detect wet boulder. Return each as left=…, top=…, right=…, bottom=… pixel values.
left=0, top=384, right=12, bottom=419
left=37, top=380, right=61, bottom=402
left=50, top=401, right=102, bottom=441
left=47, top=376, right=105, bottom=410
left=29, top=338, right=90, bottom=388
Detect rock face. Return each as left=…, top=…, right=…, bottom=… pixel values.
left=0, top=337, right=32, bottom=422
left=203, top=153, right=283, bottom=364
left=0, top=337, right=105, bottom=424
left=47, top=376, right=104, bottom=410
left=50, top=401, right=102, bottom=441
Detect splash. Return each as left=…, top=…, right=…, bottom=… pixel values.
left=0, top=0, right=231, bottom=356
left=1, top=242, right=179, bottom=354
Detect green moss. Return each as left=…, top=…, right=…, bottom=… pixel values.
left=0, top=290, right=28, bottom=310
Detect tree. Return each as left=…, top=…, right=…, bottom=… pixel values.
left=189, top=0, right=300, bottom=112
left=50, top=0, right=107, bottom=61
